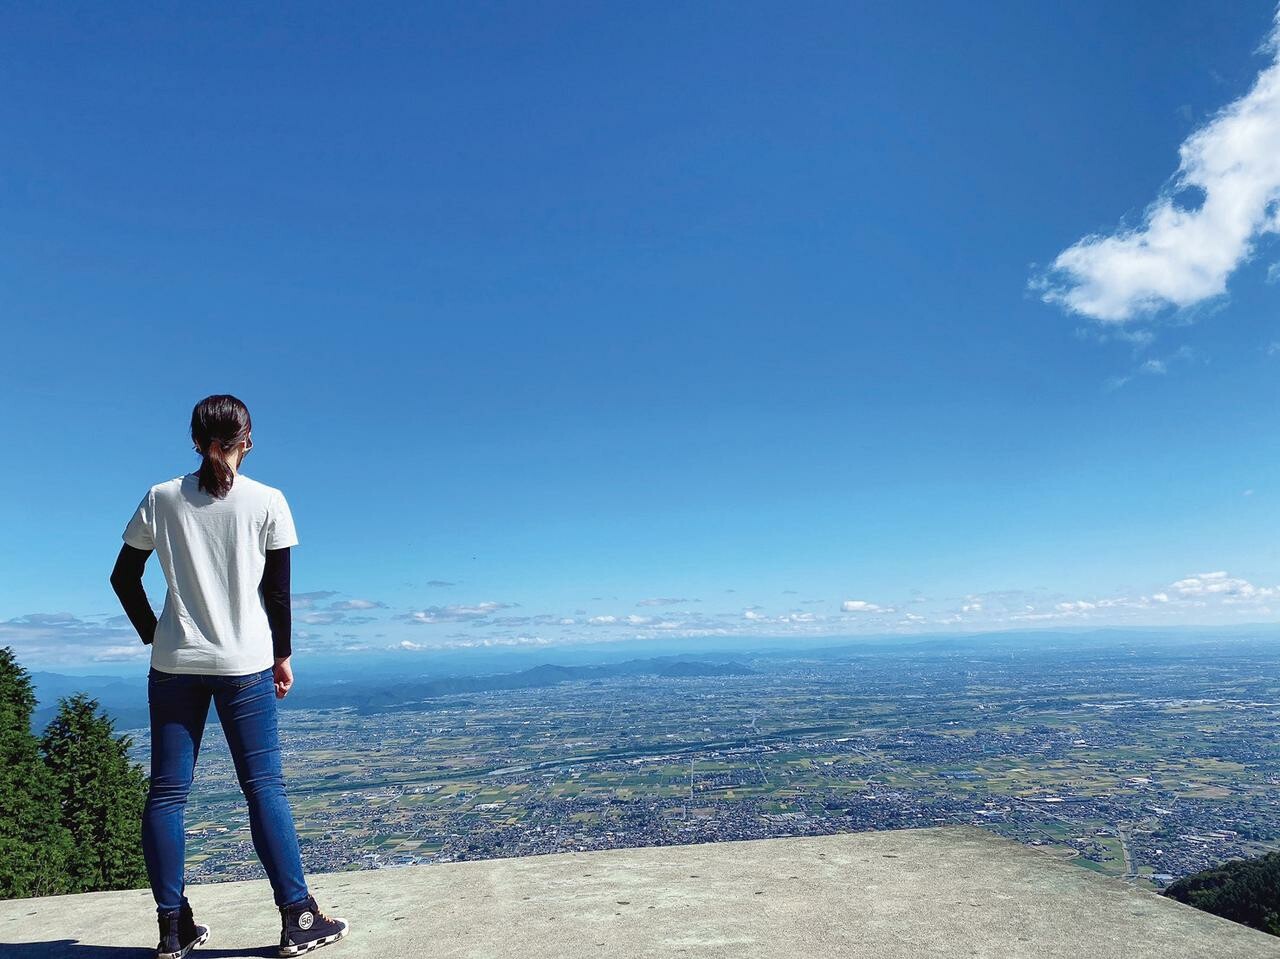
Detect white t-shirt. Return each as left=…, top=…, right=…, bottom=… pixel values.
left=122, top=471, right=299, bottom=675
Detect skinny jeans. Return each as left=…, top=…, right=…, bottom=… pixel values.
left=142, top=665, right=310, bottom=915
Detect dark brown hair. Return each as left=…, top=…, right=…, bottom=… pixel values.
left=190, top=394, right=252, bottom=499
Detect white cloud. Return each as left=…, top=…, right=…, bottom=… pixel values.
left=1170, top=570, right=1275, bottom=599
left=781, top=611, right=819, bottom=624
left=737, top=608, right=825, bottom=627
left=1039, top=11, right=1280, bottom=321
left=1002, top=571, right=1279, bottom=624
left=1104, top=345, right=1196, bottom=390
left=301, top=611, right=345, bottom=625
left=328, top=598, right=385, bottom=611
left=0, top=612, right=155, bottom=664
left=291, top=591, right=338, bottom=609
left=397, top=635, right=554, bottom=651
left=90, top=645, right=150, bottom=662
left=1054, top=600, right=1096, bottom=613
left=406, top=601, right=515, bottom=624
left=841, top=600, right=891, bottom=613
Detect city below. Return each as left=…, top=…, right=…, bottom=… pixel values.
left=68, top=629, right=1280, bottom=891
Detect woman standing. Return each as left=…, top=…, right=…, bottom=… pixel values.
left=110, top=394, right=349, bottom=959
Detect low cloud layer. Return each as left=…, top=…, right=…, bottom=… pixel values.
left=1039, top=11, right=1280, bottom=322
left=0, top=612, right=149, bottom=665
left=11, top=566, right=1280, bottom=668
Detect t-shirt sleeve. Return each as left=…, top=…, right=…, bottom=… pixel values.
left=266, top=489, right=299, bottom=549
left=122, top=489, right=156, bottom=551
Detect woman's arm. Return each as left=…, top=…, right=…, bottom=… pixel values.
left=110, top=543, right=157, bottom=644
left=262, top=546, right=294, bottom=699
left=261, top=546, right=292, bottom=660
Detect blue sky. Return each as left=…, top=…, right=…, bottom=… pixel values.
left=5, top=1, right=1280, bottom=669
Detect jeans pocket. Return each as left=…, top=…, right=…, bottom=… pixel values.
left=149, top=667, right=182, bottom=685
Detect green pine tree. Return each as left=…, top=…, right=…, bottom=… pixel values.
left=0, top=646, right=72, bottom=898
left=39, top=691, right=149, bottom=893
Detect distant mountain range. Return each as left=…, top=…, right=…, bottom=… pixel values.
left=30, top=655, right=755, bottom=732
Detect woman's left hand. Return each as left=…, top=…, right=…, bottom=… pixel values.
left=273, top=656, right=294, bottom=699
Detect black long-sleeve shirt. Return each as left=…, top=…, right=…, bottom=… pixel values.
left=110, top=544, right=293, bottom=659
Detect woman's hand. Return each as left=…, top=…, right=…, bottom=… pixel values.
left=273, top=656, right=294, bottom=700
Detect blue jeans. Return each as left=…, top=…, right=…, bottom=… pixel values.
left=143, top=665, right=310, bottom=914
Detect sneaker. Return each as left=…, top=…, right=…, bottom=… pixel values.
left=156, top=900, right=209, bottom=959
left=278, top=894, right=349, bottom=957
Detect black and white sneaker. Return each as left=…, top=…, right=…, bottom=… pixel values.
left=278, top=894, right=349, bottom=957
left=156, top=899, right=209, bottom=959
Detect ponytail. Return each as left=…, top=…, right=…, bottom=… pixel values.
left=190, top=394, right=253, bottom=499
left=196, top=438, right=238, bottom=499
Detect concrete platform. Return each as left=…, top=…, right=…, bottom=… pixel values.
left=3, top=826, right=1278, bottom=958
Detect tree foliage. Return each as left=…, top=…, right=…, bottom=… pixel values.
left=0, top=648, right=73, bottom=898
left=0, top=647, right=149, bottom=899
left=40, top=692, right=149, bottom=892
left=1164, top=852, right=1280, bottom=937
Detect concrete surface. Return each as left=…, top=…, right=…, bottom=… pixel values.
left=2, top=826, right=1278, bottom=958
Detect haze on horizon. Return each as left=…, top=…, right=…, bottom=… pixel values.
left=4, top=2, right=1280, bottom=670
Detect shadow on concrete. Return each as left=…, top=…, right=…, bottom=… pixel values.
left=7, top=942, right=276, bottom=959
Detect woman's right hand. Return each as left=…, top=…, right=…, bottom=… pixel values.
left=273, top=656, right=294, bottom=700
